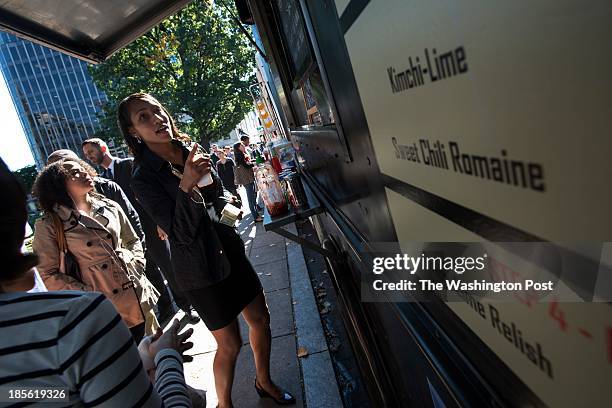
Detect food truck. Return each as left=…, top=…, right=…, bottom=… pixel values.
left=1, top=1, right=610, bottom=406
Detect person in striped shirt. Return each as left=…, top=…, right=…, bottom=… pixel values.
left=0, top=158, right=194, bottom=407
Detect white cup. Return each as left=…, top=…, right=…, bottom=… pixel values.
left=197, top=172, right=213, bottom=187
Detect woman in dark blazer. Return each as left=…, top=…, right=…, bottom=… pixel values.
left=215, top=150, right=238, bottom=198
left=117, top=93, right=295, bottom=408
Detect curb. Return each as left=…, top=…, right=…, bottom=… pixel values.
left=286, top=223, right=344, bottom=407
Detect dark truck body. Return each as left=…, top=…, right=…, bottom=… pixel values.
left=3, top=1, right=610, bottom=406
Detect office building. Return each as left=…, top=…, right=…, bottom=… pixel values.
left=0, top=32, right=107, bottom=168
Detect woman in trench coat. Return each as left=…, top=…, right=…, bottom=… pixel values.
left=32, top=159, right=159, bottom=341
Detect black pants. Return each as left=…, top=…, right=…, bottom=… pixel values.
left=130, top=323, right=145, bottom=343
left=142, top=222, right=191, bottom=312
left=144, top=253, right=173, bottom=314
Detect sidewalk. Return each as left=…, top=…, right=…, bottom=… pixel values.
left=171, top=197, right=343, bottom=407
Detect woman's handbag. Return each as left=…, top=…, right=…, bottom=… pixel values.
left=51, top=213, right=83, bottom=283
left=234, top=164, right=255, bottom=186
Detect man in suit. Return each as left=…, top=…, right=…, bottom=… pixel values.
left=210, top=144, right=220, bottom=166
left=82, top=138, right=199, bottom=324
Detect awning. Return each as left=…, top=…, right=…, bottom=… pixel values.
left=0, top=0, right=194, bottom=63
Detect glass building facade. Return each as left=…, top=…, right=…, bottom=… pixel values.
left=0, top=32, right=107, bottom=168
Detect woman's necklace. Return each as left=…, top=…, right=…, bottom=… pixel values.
left=160, top=143, right=184, bottom=166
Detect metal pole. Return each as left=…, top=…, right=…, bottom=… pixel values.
left=219, top=0, right=268, bottom=62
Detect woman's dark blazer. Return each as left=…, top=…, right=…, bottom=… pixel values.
left=131, top=140, right=242, bottom=291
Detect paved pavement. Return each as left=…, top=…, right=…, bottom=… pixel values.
left=166, top=189, right=343, bottom=408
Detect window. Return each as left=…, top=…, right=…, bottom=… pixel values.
left=17, top=45, right=29, bottom=61
left=69, top=103, right=79, bottom=115
left=299, top=67, right=334, bottom=126
left=42, top=73, right=53, bottom=86
left=273, top=0, right=313, bottom=85
left=43, top=93, right=53, bottom=107
left=59, top=73, right=69, bottom=88
left=262, top=0, right=353, bottom=161
left=87, top=82, right=97, bottom=95
left=269, top=0, right=335, bottom=129
left=284, top=65, right=335, bottom=128
left=59, top=91, right=69, bottom=105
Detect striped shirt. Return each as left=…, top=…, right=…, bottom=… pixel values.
left=0, top=291, right=191, bottom=407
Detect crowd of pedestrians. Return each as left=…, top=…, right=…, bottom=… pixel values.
left=0, top=91, right=294, bottom=407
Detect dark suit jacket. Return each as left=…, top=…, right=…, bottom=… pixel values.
left=93, top=176, right=144, bottom=240
left=106, top=158, right=135, bottom=201
left=104, top=157, right=156, bottom=235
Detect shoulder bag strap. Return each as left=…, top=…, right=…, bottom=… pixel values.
left=170, top=164, right=205, bottom=204
left=51, top=213, right=67, bottom=253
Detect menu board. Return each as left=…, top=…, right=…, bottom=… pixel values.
left=342, top=0, right=612, bottom=241
left=274, top=0, right=311, bottom=84
left=342, top=0, right=612, bottom=406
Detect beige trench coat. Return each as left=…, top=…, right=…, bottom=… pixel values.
left=33, top=196, right=159, bottom=332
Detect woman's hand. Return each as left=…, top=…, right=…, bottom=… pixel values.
left=180, top=143, right=211, bottom=193
left=157, top=225, right=168, bottom=241
left=138, top=328, right=163, bottom=381
left=149, top=319, right=195, bottom=362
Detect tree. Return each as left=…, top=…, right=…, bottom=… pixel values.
left=13, top=164, right=41, bottom=227
left=89, top=0, right=255, bottom=148
left=13, top=164, right=37, bottom=194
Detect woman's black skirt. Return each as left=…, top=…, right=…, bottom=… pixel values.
left=184, top=235, right=262, bottom=331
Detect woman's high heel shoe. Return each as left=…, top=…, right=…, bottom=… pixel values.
left=255, top=379, right=296, bottom=405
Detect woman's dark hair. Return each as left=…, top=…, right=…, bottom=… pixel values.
left=233, top=142, right=249, bottom=167
left=32, top=160, right=95, bottom=212
left=233, top=142, right=243, bottom=158
left=117, top=92, right=190, bottom=157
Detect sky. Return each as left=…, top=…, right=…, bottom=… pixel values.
left=0, top=69, right=35, bottom=170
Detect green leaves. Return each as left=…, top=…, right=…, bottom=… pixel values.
left=89, top=0, right=255, bottom=147
left=13, top=164, right=37, bottom=194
